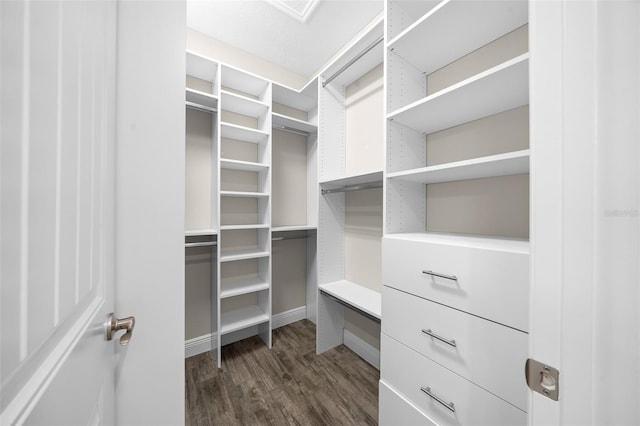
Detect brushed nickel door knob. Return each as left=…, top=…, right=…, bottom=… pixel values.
left=106, top=313, right=136, bottom=345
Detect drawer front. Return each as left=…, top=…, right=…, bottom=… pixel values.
left=381, top=334, right=526, bottom=426
left=382, top=237, right=529, bottom=331
left=382, top=286, right=528, bottom=411
left=379, top=380, right=436, bottom=426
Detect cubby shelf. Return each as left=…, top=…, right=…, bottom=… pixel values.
left=185, top=229, right=217, bottom=237
left=221, top=90, right=269, bottom=117
left=272, top=113, right=317, bottom=134
left=220, top=158, right=269, bottom=172
left=222, top=66, right=270, bottom=100
left=220, top=277, right=270, bottom=299
left=186, top=51, right=218, bottom=84
left=219, top=224, right=270, bottom=230
left=186, top=88, right=218, bottom=110
left=388, top=0, right=528, bottom=75
left=271, top=225, right=317, bottom=232
left=220, top=122, right=269, bottom=144
left=388, top=54, right=529, bottom=135
left=387, top=150, right=530, bottom=184
left=219, top=306, right=269, bottom=335
left=219, top=249, right=270, bottom=263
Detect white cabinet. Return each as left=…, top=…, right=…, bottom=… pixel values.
left=381, top=0, right=530, bottom=422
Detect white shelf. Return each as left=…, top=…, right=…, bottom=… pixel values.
left=272, top=113, right=317, bottom=134
left=219, top=190, right=269, bottom=198
left=387, top=150, right=530, bottom=184
left=221, top=90, right=269, bottom=118
left=185, top=229, right=217, bottom=236
left=220, top=249, right=270, bottom=263
left=220, top=122, right=269, bottom=144
left=220, top=305, right=269, bottom=335
left=388, top=54, right=529, bottom=135
left=221, top=65, right=269, bottom=100
left=320, top=171, right=383, bottom=190
left=220, top=277, right=270, bottom=299
left=384, top=232, right=530, bottom=253
left=271, top=225, right=317, bottom=232
left=319, top=280, right=382, bottom=320
left=219, top=224, right=269, bottom=231
left=388, top=0, right=528, bottom=75
left=272, top=82, right=318, bottom=112
left=186, top=51, right=217, bottom=83
left=186, top=88, right=218, bottom=110
left=220, top=158, right=269, bottom=173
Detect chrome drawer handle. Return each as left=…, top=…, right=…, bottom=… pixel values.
left=422, top=270, right=458, bottom=281
left=420, top=386, right=456, bottom=413
left=421, top=328, right=457, bottom=347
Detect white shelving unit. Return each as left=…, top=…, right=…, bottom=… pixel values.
left=317, top=19, right=385, bottom=357
left=215, top=64, right=272, bottom=367
left=271, top=79, right=318, bottom=323
left=381, top=0, right=531, bottom=423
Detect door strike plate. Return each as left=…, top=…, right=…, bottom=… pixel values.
left=525, top=358, right=559, bottom=401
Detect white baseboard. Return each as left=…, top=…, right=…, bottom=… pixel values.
left=343, top=329, right=380, bottom=370
left=185, top=306, right=307, bottom=358
left=272, top=306, right=307, bottom=329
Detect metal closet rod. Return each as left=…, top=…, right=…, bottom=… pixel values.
left=322, top=36, right=384, bottom=88
left=272, top=234, right=312, bottom=241
left=272, top=125, right=310, bottom=137
left=185, top=241, right=217, bottom=248
left=321, top=181, right=383, bottom=194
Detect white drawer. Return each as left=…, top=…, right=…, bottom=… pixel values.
left=381, top=334, right=526, bottom=426
left=382, top=286, right=528, bottom=411
left=382, top=234, right=529, bottom=331
left=379, top=380, right=436, bottom=426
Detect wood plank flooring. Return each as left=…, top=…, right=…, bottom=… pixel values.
left=185, top=320, right=380, bottom=425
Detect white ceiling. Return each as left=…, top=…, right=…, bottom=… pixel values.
left=187, top=0, right=383, bottom=78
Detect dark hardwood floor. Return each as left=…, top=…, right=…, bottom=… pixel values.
left=185, top=319, right=380, bottom=425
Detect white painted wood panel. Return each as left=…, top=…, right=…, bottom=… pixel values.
left=379, top=380, right=436, bottom=426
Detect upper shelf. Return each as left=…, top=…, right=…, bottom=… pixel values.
left=387, top=150, right=530, bottom=184
left=220, top=122, right=269, bottom=144
left=186, top=88, right=218, bottom=110
left=221, top=65, right=269, bottom=101
left=388, top=0, right=528, bottom=75
left=186, top=51, right=218, bottom=83
left=221, top=90, right=269, bottom=118
left=272, top=113, right=317, bottom=134
left=388, top=54, right=529, bottom=134
left=272, top=81, right=318, bottom=113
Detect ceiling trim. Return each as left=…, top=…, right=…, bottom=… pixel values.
left=263, top=0, right=321, bottom=22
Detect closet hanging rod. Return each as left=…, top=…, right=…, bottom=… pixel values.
left=272, top=234, right=310, bottom=242
left=185, top=241, right=217, bottom=248
left=322, top=36, right=384, bottom=88
left=321, top=181, right=383, bottom=194
left=186, top=102, right=218, bottom=114
left=272, top=125, right=310, bottom=136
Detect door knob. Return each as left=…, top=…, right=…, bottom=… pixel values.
left=106, top=313, right=135, bottom=345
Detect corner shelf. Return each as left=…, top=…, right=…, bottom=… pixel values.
left=388, top=0, right=528, bottom=75
left=388, top=54, right=529, bottom=135
left=319, top=280, right=382, bottom=321
left=272, top=113, right=317, bottom=134
left=387, top=150, right=530, bottom=184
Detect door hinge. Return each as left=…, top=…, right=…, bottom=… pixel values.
left=525, top=358, right=559, bottom=401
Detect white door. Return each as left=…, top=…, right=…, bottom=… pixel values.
left=529, top=0, right=640, bottom=424
left=1, top=1, right=186, bottom=424
left=1, top=1, right=118, bottom=424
